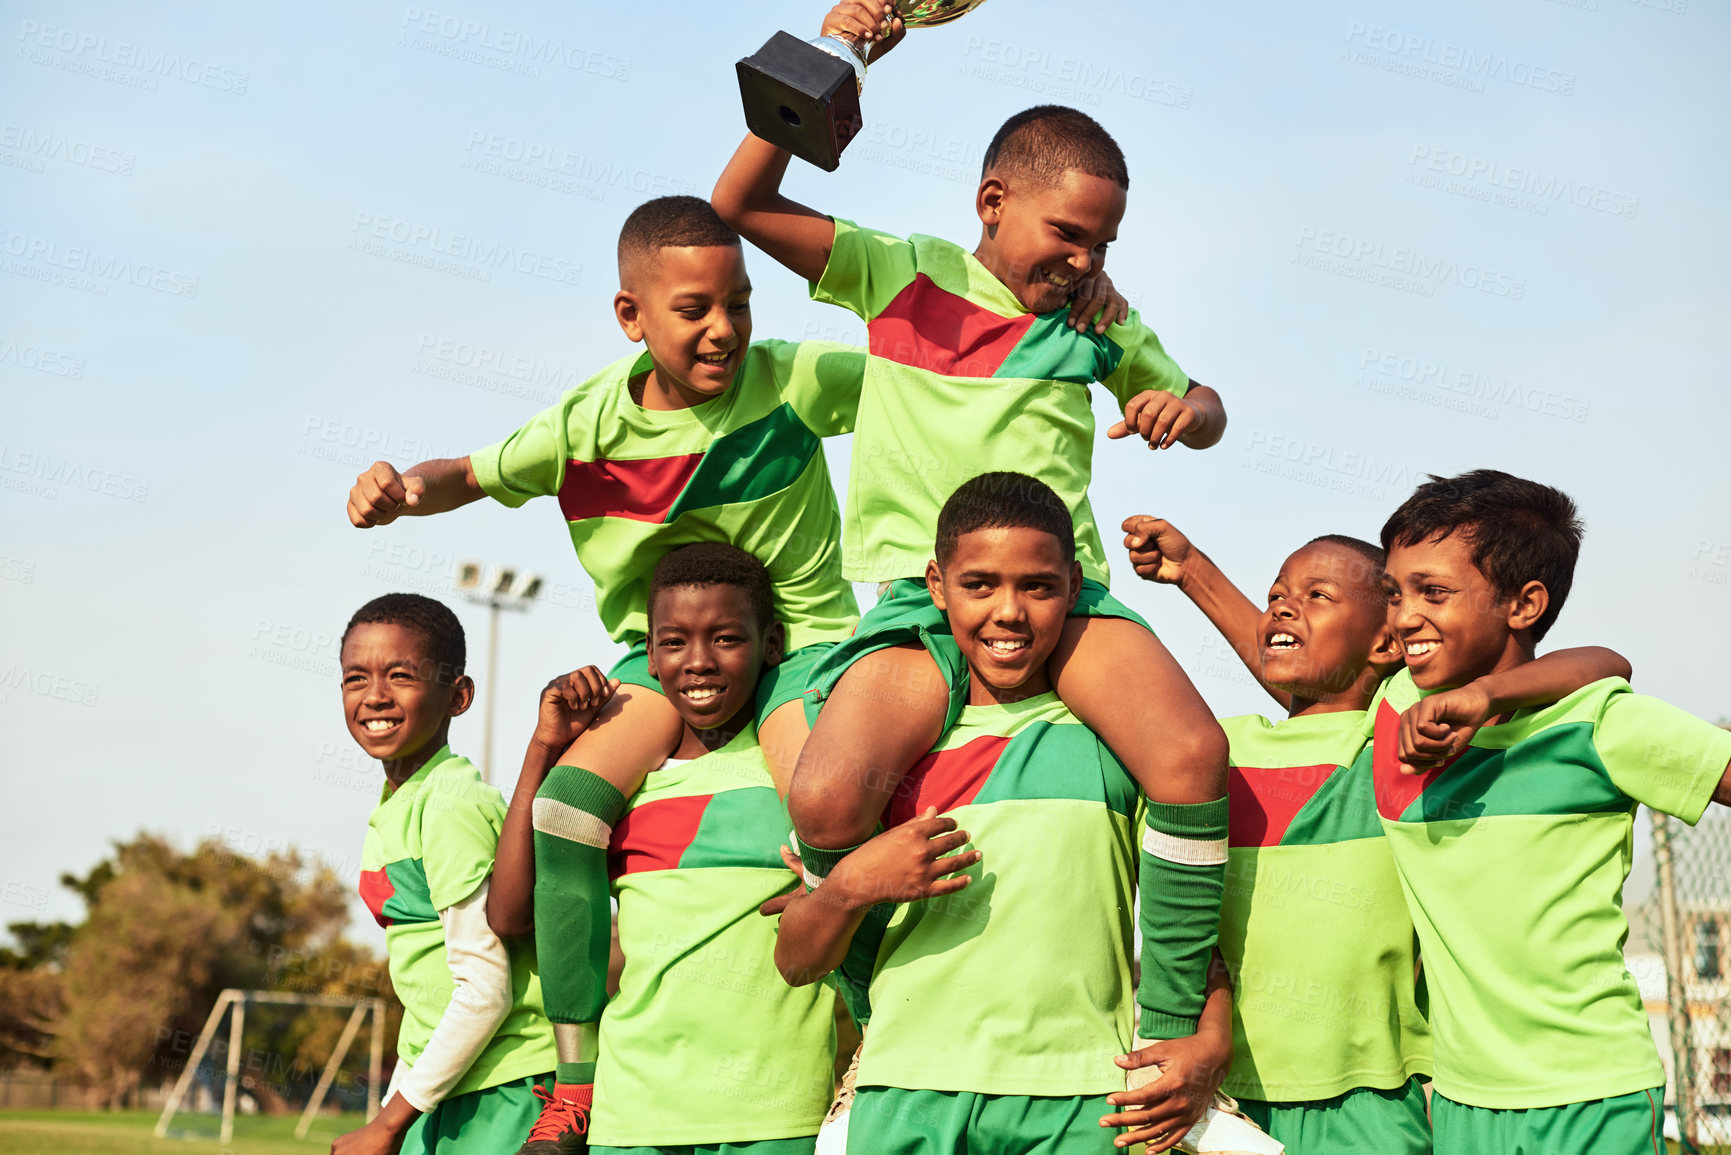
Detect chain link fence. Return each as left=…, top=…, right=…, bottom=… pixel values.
left=1631, top=805, right=1731, bottom=1151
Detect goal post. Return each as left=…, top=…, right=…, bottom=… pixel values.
left=153, top=989, right=385, bottom=1144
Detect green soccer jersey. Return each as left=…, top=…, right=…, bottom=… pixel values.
left=470, top=340, right=864, bottom=651
left=590, top=726, right=836, bottom=1147
left=1217, top=711, right=1430, bottom=1102
left=811, top=218, right=1191, bottom=585
left=853, top=694, right=1141, bottom=1097
left=359, top=747, right=556, bottom=1097
left=1369, top=671, right=1731, bottom=1109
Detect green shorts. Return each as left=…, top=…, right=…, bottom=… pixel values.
left=846, top=1087, right=1121, bottom=1154
left=400, top=1072, right=553, bottom=1155
left=592, top=1139, right=816, bottom=1155
left=1430, top=1086, right=1664, bottom=1155
left=1238, top=1077, right=1431, bottom=1155
left=804, top=578, right=1149, bottom=731
left=609, top=640, right=836, bottom=731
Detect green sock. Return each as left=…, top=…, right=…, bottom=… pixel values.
left=533, top=767, right=628, bottom=1029
left=790, top=834, right=865, bottom=891
left=1137, top=796, right=1229, bottom=1038
left=555, top=1061, right=595, bottom=1086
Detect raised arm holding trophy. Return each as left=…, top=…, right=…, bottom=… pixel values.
left=736, top=0, right=990, bottom=170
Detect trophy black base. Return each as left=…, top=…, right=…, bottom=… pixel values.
left=737, top=31, right=863, bottom=172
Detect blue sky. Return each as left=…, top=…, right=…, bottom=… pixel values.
left=2, top=0, right=1726, bottom=933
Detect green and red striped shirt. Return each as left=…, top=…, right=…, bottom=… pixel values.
left=1217, top=710, right=1429, bottom=1102
left=471, top=340, right=864, bottom=650
left=1369, top=672, right=1731, bottom=1108
left=590, top=727, right=836, bottom=1146
left=852, top=694, right=1141, bottom=1096
left=359, top=747, right=556, bottom=1097
left=812, top=218, right=1191, bottom=584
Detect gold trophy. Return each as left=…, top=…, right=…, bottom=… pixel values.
left=737, top=1, right=990, bottom=171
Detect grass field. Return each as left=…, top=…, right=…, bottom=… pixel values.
left=0, top=1109, right=366, bottom=1155
left=4, top=1109, right=1730, bottom=1154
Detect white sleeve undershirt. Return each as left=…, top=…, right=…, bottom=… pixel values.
left=394, top=876, right=515, bottom=1113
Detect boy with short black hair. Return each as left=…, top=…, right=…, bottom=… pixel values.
left=713, top=3, right=1232, bottom=1092
left=335, top=594, right=556, bottom=1155
left=769, top=474, right=1242, bottom=1155
left=1123, top=515, right=1634, bottom=1155
left=1371, top=469, right=1731, bottom=1154
left=345, top=192, right=1127, bottom=1147
left=494, top=543, right=837, bottom=1155
left=346, top=195, right=861, bottom=1146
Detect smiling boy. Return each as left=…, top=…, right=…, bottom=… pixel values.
left=345, top=195, right=867, bottom=1146
left=335, top=594, right=556, bottom=1155
left=1370, top=470, right=1731, bottom=1155
left=1123, top=516, right=1634, bottom=1155
left=766, top=474, right=1237, bottom=1154
left=712, top=2, right=1230, bottom=1085
left=492, top=544, right=837, bottom=1155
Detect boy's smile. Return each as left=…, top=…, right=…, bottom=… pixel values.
left=928, top=525, right=1082, bottom=706
left=615, top=244, right=753, bottom=410
left=1258, top=542, right=1397, bottom=712
left=973, top=169, right=1127, bottom=316
left=1383, top=531, right=1530, bottom=691
left=340, top=622, right=472, bottom=784
left=647, top=583, right=782, bottom=752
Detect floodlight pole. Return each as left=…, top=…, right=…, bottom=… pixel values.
left=457, top=564, right=542, bottom=784
left=481, top=600, right=501, bottom=783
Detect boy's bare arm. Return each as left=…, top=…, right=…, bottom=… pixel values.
left=712, top=134, right=837, bottom=284
left=771, top=809, right=978, bottom=985
left=1396, top=646, right=1633, bottom=773
left=1177, top=384, right=1227, bottom=449
left=1123, top=516, right=1290, bottom=711
left=348, top=456, right=483, bottom=527
left=487, top=669, right=618, bottom=939
left=712, top=2, right=904, bottom=282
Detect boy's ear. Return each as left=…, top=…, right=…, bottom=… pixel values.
left=614, top=289, right=645, bottom=342
left=1065, top=561, right=1084, bottom=614
left=1366, top=624, right=1404, bottom=678
left=762, top=620, right=787, bottom=669
left=1506, top=579, right=1550, bottom=635
left=447, top=674, right=476, bottom=718
left=925, top=559, right=947, bottom=610
left=975, top=175, right=1008, bottom=230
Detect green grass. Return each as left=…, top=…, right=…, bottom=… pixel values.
left=0, top=1109, right=368, bottom=1155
